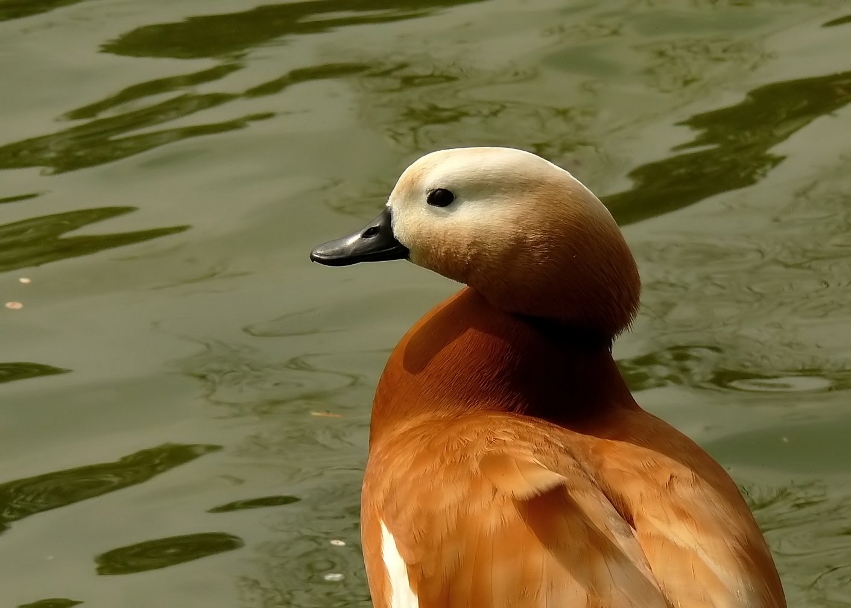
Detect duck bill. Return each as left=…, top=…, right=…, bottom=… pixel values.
left=310, top=207, right=409, bottom=267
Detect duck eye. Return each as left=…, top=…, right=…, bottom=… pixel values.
left=426, top=188, right=455, bottom=208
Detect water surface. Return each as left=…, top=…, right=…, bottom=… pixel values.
left=0, top=0, right=849, bottom=606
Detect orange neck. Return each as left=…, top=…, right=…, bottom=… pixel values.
left=370, top=287, right=637, bottom=446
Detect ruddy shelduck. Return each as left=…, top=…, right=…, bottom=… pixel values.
left=311, top=147, right=785, bottom=607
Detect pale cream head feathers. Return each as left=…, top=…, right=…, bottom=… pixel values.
left=387, top=147, right=641, bottom=337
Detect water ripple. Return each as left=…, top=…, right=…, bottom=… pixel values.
left=62, top=64, right=243, bottom=122
left=0, top=193, right=40, bottom=205
left=0, top=207, right=188, bottom=273
left=17, top=600, right=83, bottom=608
left=179, top=341, right=363, bottom=416
left=96, top=532, right=244, bottom=575
left=639, top=36, right=773, bottom=93
left=0, top=362, right=69, bottom=385
left=0, top=443, right=220, bottom=534
left=603, top=69, right=851, bottom=225
left=208, top=496, right=301, bottom=513
left=0, top=63, right=368, bottom=175
left=630, top=163, right=851, bottom=401
left=745, top=480, right=851, bottom=606
left=0, top=0, right=89, bottom=22
left=823, top=14, right=851, bottom=27
left=618, top=345, right=851, bottom=394
left=102, top=0, right=486, bottom=60
left=237, top=480, right=369, bottom=608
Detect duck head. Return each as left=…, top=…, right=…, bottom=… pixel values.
left=311, top=147, right=640, bottom=339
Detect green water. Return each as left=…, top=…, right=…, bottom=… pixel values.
left=0, top=0, right=849, bottom=605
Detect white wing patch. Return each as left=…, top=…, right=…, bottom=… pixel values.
left=381, top=520, right=419, bottom=608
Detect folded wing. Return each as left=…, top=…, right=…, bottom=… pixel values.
left=362, top=415, right=671, bottom=608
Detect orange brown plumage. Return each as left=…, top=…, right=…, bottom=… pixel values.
left=311, top=147, right=786, bottom=607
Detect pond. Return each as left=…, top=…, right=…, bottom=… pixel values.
left=0, top=0, right=849, bottom=606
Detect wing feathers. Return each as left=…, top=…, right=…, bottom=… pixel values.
left=364, top=415, right=780, bottom=608
left=476, top=448, right=669, bottom=606
left=479, top=452, right=566, bottom=500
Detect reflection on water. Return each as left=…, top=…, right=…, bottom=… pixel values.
left=208, top=495, right=301, bottom=513
left=0, top=98, right=272, bottom=175
left=181, top=340, right=361, bottom=416
left=618, top=345, right=851, bottom=394
left=350, top=60, right=572, bottom=209
left=4, top=0, right=841, bottom=232
left=234, top=478, right=370, bottom=608
left=1, top=0, right=849, bottom=605
left=0, top=0, right=87, bottom=22
left=243, top=308, right=337, bottom=338
left=745, top=480, right=851, bottom=606
left=243, top=63, right=368, bottom=98
left=180, top=338, right=371, bottom=604
left=17, top=599, right=83, bottom=608
left=340, top=53, right=851, bottom=227
left=96, top=532, right=244, bottom=575
left=633, top=159, right=851, bottom=407
left=638, top=36, right=772, bottom=94
left=103, top=0, right=485, bottom=59
left=0, top=63, right=372, bottom=174
left=0, top=193, right=40, bottom=205
left=0, top=207, right=188, bottom=273
left=620, top=345, right=722, bottom=391
left=603, top=70, right=851, bottom=225
left=822, top=14, right=851, bottom=27
left=179, top=340, right=373, bottom=606
left=0, top=362, right=69, bottom=385
left=0, top=444, right=220, bottom=534
left=62, top=64, right=243, bottom=122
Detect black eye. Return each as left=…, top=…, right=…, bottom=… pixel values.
left=426, top=188, right=455, bottom=208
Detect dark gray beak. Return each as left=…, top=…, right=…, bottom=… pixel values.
left=310, top=207, right=409, bottom=266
